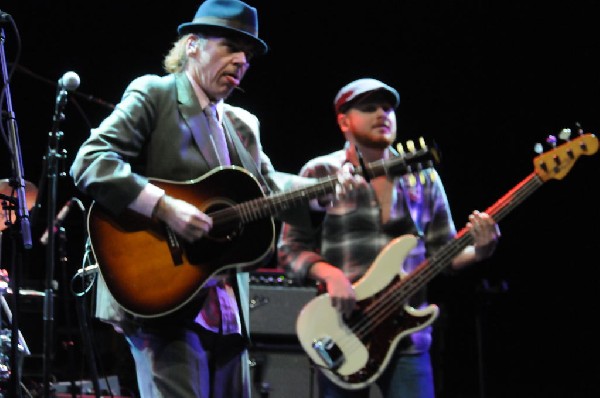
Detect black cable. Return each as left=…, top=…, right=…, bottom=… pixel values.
left=10, top=64, right=116, bottom=112
left=68, top=198, right=116, bottom=397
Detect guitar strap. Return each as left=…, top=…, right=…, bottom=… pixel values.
left=222, top=115, right=257, bottom=346
left=230, top=270, right=251, bottom=347
left=222, top=115, right=269, bottom=189
left=220, top=117, right=243, bottom=167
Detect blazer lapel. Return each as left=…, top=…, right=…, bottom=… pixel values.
left=175, top=73, right=215, bottom=169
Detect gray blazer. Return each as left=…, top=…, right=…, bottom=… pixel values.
left=70, top=72, right=299, bottom=330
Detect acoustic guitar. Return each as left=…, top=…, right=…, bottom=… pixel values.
left=88, top=140, right=438, bottom=317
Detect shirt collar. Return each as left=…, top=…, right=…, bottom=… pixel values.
left=185, top=71, right=224, bottom=121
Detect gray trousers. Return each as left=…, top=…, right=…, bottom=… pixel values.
left=124, top=324, right=250, bottom=398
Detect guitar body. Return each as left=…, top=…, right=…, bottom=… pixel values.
left=296, top=235, right=439, bottom=390
left=88, top=167, right=275, bottom=317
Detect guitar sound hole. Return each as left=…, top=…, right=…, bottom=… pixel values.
left=205, top=199, right=243, bottom=242
left=209, top=225, right=241, bottom=242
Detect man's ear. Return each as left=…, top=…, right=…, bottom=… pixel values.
left=187, top=37, right=199, bottom=55
left=337, top=113, right=350, bottom=133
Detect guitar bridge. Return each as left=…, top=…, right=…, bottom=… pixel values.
left=312, top=337, right=344, bottom=370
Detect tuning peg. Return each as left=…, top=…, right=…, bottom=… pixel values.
left=545, top=135, right=557, bottom=148
left=418, top=136, right=427, bottom=150
left=406, top=140, right=416, bottom=153
left=575, top=122, right=584, bottom=135
left=429, top=169, right=437, bottom=182
left=558, top=128, right=571, bottom=141
left=533, top=142, right=544, bottom=154
left=396, top=142, right=405, bottom=156
left=419, top=170, right=427, bottom=185
left=407, top=173, right=416, bottom=187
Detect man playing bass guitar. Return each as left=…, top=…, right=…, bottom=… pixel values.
left=278, top=78, right=501, bottom=398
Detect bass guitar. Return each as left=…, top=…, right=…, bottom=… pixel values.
left=295, top=133, right=598, bottom=390
left=88, top=139, right=438, bottom=317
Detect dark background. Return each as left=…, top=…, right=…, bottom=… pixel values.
left=2, top=1, right=600, bottom=397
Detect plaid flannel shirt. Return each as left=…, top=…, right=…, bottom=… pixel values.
left=277, top=143, right=457, bottom=353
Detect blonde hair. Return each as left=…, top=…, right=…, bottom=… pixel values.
left=162, top=34, right=197, bottom=74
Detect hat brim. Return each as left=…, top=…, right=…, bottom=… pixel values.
left=177, top=23, right=268, bottom=55
left=339, top=88, right=399, bottom=113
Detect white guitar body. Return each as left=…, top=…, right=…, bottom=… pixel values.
left=296, top=235, right=439, bottom=390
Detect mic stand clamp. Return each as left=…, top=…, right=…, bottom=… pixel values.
left=52, top=89, right=68, bottom=128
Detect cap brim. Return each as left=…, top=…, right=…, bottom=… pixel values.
left=338, top=88, right=399, bottom=113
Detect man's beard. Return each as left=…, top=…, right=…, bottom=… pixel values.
left=354, top=134, right=392, bottom=150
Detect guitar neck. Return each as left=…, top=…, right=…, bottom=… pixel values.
left=397, top=172, right=543, bottom=302
left=418, top=131, right=600, bottom=287
left=212, top=149, right=435, bottom=226
left=359, top=149, right=434, bottom=180
left=223, top=176, right=340, bottom=224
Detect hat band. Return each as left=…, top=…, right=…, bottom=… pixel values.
left=192, top=16, right=258, bottom=36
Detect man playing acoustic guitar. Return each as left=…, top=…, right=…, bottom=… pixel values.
left=278, top=78, right=502, bottom=398
left=69, top=1, right=358, bottom=396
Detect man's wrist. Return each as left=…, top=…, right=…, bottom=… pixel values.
left=152, top=195, right=167, bottom=221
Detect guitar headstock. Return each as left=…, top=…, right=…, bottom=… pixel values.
left=360, top=137, right=441, bottom=183
left=396, top=137, right=441, bottom=168
left=533, top=132, right=598, bottom=181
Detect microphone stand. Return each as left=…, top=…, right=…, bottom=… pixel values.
left=56, top=228, right=78, bottom=397
left=41, top=79, right=70, bottom=398
left=1, top=23, right=33, bottom=398
left=12, top=64, right=116, bottom=111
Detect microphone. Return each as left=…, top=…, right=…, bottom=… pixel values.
left=54, top=71, right=81, bottom=120
left=40, top=199, right=73, bottom=245
left=0, top=10, right=11, bottom=22
left=58, top=71, right=81, bottom=91
left=13, top=65, right=116, bottom=110
left=58, top=71, right=116, bottom=110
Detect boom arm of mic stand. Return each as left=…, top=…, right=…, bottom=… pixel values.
left=71, top=90, right=116, bottom=110
left=12, top=64, right=116, bottom=110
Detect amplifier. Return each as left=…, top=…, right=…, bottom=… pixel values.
left=248, top=270, right=383, bottom=398
left=249, top=342, right=317, bottom=398
left=249, top=269, right=317, bottom=338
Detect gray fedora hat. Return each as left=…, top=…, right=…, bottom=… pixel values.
left=177, top=0, right=268, bottom=55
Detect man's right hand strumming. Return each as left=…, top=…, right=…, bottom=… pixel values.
left=153, top=195, right=213, bottom=242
